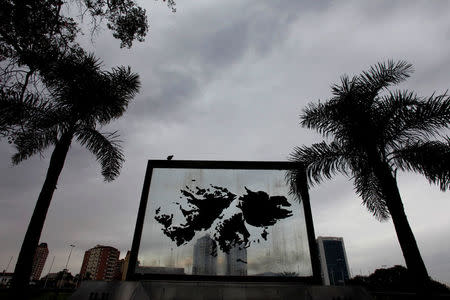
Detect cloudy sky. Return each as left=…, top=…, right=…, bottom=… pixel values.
left=1, top=0, right=450, bottom=285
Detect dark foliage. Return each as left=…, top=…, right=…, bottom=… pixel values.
left=2, top=50, right=140, bottom=181
left=348, top=265, right=450, bottom=294
left=288, top=60, right=450, bottom=290
left=288, top=61, right=449, bottom=219
left=0, top=0, right=165, bottom=291
left=0, top=0, right=174, bottom=139
left=3, top=49, right=140, bottom=289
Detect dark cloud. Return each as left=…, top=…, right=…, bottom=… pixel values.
left=198, top=20, right=250, bottom=68
left=130, top=68, right=200, bottom=120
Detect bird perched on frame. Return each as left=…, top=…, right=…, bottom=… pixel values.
left=167, top=155, right=174, bottom=160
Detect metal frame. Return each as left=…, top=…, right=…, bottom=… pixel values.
left=126, top=160, right=321, bottom=283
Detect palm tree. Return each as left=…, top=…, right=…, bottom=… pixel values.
left=288, top=60, right=450, bottom=291
left=1, top=50, right=140, bottom=288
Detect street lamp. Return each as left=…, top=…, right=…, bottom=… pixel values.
left=65, top=244, right=75, bottom=271
left=59, top=244, right=75, bottom=289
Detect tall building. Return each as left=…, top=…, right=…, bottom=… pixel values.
left=114, top=258, right=124, bottom=280
left=225, top=245, right=247, bottom=276
left=192, top=234, right=217, bottom=275
left=80, top=245, right=120, bottom=281
left=120, top=251, right=131, bottom=280
left=316, top=237, right=350, bottom=286
left=31, top=242, right=48, bottom=280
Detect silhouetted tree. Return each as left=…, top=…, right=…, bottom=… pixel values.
left=348, top=265, right=450, bottom=294
left=0, top=0, right=173, bottom=137
left=0, top=0, right=173, bottom=290
left=0, top=0, right=175, bottom=53
left=1, top=50, right=140, bottom=288
left=0, top=0, right=173, bottom=120
left=288, top=60, right=450, bottom=292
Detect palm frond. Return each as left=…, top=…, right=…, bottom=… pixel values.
left=0, top=90, right=45, bottom=130
left=351, top=161, right=390, bottom=221
left=392, top=138, right=450, bottom=191
left=310, top=75, right=367, bottom=139
left=44, top=52, right=141, bottom=126
left=108, top=66, right=141, bottom=101
left=381, top=92, right=450, bottom=147
left=288, top=141, right=350, bottom=187
left=12, top=128, right=58, bottom=164
left=76, top=127, right=124, bottom=181
left=41, top=52, right=102, bottom=92
left=294, top=60, right=449, bottom=230
left=42, top=51, right=105, bottom=114
left=330, top=75, right=358, bottom=98
left=94, top=66, right=140, bottom=124
left=407, top=92, right=450, bottom=138
left=0, top=88, right=66, bottom=147
left=375, top=90, right=420, bottom=149
left=301, top=101, right=343, bottom=138
left=357, top=60, right=413, bottom=94
left=303, top=75, right=379, bottom=145
left=285, top=162, right=308, bottom=202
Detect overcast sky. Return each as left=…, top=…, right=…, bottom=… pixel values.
left=1, top=0, right=449, bottom=285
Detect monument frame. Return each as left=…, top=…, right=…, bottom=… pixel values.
left=126, top=160, right=321, bottom=283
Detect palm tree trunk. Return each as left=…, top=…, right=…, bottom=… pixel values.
left=12, top=132, right=73, bottom=289
left=373, top=158, right=430, bottom=292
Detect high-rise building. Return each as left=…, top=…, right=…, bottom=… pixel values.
left=192, top=234, right=217, bottom=275
left=119, top=250, right=132, bottom=280
left=31, top=242, right=48, bottom=280
left=225, top=244, right=247, bottom=276
left=316, top=237, right=350, bottom=286
left=80, top=245, right=120, bottom=281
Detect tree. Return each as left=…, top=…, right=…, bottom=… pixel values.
left=0, top=0, right=175, bottom=52
left=0, top=0, right=173, bottom=111
left=1, top=50, right=140, bottom=288
left=348, top=265, right=450, bottom=294
left=0, top=0, right=173, bottom=290
left=287, top=60, right=450, bottom=292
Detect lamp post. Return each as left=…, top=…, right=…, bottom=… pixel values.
left=65, top=244, right=75, bottom=271
left=59, top=244, right=75, bottom=289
